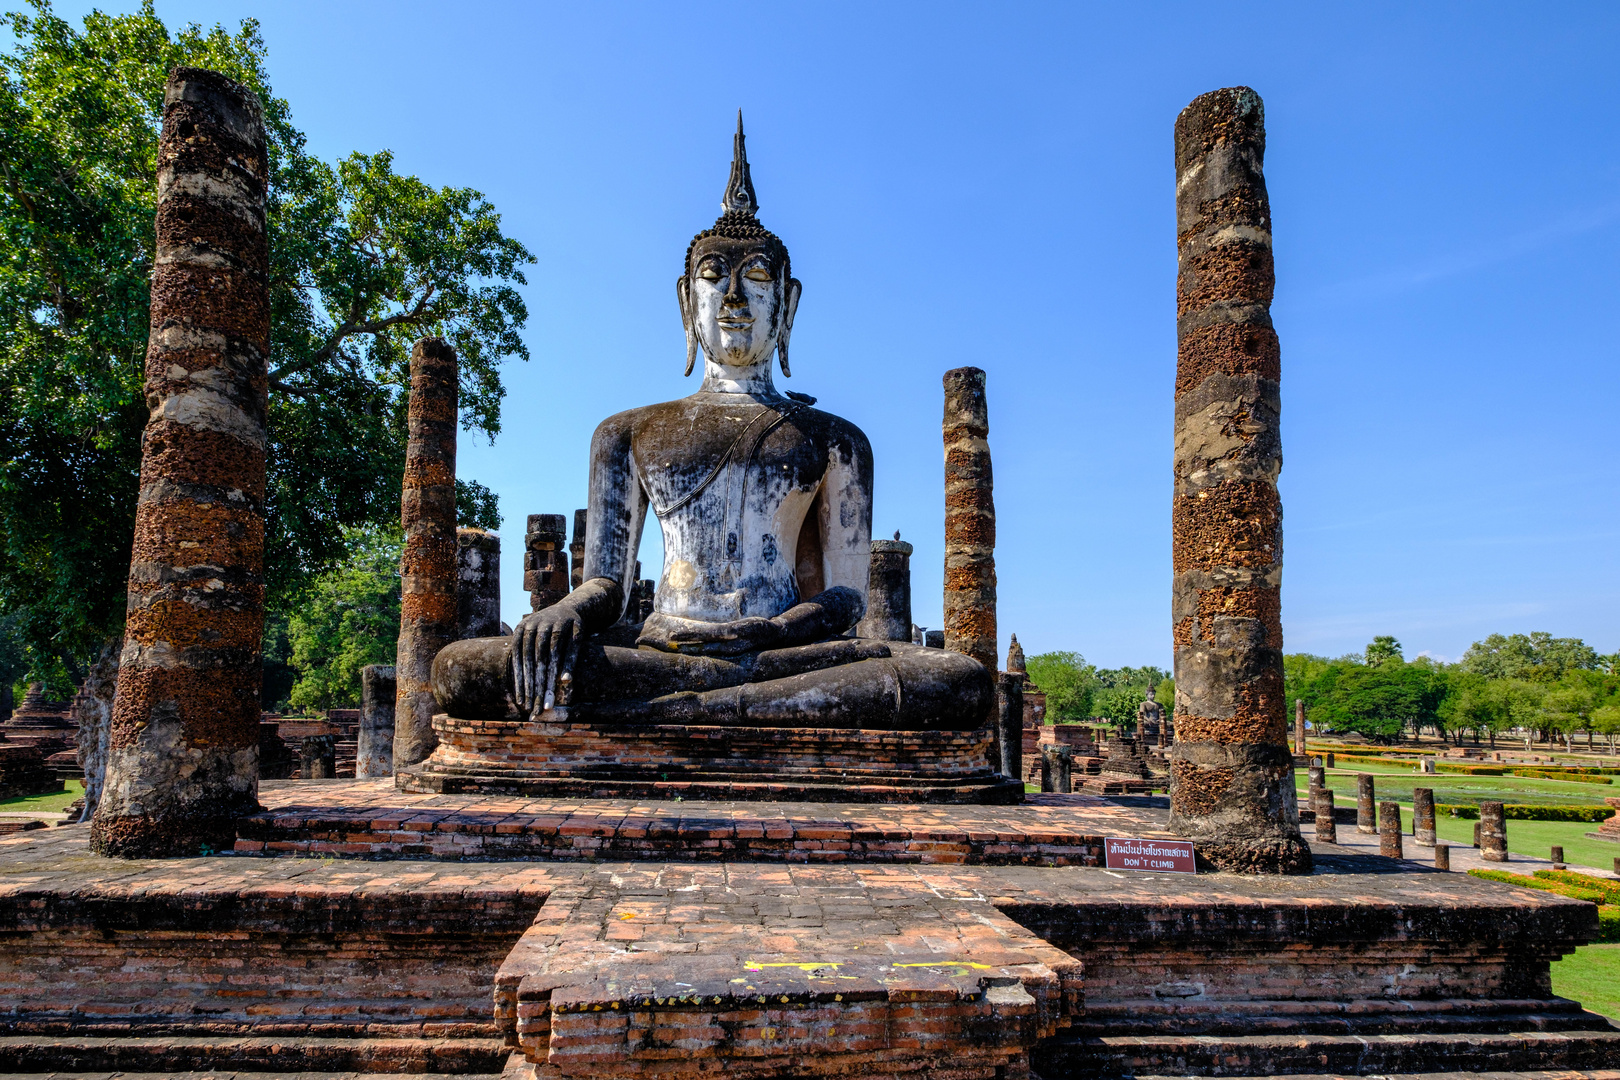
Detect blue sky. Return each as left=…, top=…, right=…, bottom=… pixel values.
left=55, top=1, right=1620, bottom=667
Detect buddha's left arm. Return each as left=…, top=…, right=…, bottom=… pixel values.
left=771, top=420, right=873, bottom=643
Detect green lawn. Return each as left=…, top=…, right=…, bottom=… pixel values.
left=1312, top=796, right=1620, bottom=872
left=1300, top=763, right=1620, bottom=808
left=1552, top=944, right=1620, bottom=1021
left=0, top=780, right=83, bottom=815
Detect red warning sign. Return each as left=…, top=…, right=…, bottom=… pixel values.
left=1104, top=837, right=1196, bottom=874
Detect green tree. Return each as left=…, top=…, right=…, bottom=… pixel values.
left=0, top=2, right=531, bottom=681
left=1312, top=660, right=1447, bottom=743
left=1364, top=635, right=1403, bottom=667
left=285, top=525, right=402, bottom=711
left=1459, top=632, right=1600, bottom=682
left=1025, top=651, right=1095, bottom=721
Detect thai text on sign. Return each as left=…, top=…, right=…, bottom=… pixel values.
left=1104, top=837, right=1196, bottom=874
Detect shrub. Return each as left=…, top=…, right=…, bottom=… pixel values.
left=1534, top=870, right=1620, bottom=906
left=1437, top=804, right=1616, bottom=822
left=1509, top=768, right=1613, bottom=785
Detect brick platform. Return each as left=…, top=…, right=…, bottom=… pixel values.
left=3, top=796, right=1617, bottom=1077
left=234, top=780, right=1158, bottom=865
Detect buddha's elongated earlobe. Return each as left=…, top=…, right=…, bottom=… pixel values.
left=776, top=276, right=802, bottom=378
left=676, top=275, right=698, bottom=376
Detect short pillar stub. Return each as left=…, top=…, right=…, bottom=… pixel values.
left=1378, top=802, right=1404, bottom=859
left=1313, top=790, right=1337, bottom=844
left=1356, top=774, right=1376, bottom=833
left=1479, top=801, right=1508, bottom=863
left=1413, top=787, right=1436, bottom=847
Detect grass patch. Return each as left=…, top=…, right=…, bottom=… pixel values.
left=1298, top=766, right=1619, bottom=808
left=1551, top=944, right=1620, bottom=1021
left=0, top=780, right=84, bottom=814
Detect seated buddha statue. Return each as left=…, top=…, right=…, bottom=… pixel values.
left=432, top=118, right=990, bottom=733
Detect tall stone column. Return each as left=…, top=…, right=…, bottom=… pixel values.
left=856, top=535, right=913, bottom=641
left=393, top=337, right=458, bottom=772
left=456, top=527, right=501, bottom=639
left=90, top=69, right=269, bottom=858
left=1167, top=86, right=1309, bottom=874
left=942, top=368, right=997, bottom=683
left=1294, top=698, right=1307, bottom=754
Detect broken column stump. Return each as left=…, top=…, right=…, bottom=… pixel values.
left=1167, top=86, right=1308, bottom=874
left=942, top=367, right=998, bottom=684
left=1357, top=773, right=1377, bottom=833
left=568, top=508, right=587, bottom=590
left=1414, top=786, right=1437, bottom=847
left=997, top=672, right=1024, bottom=784
left=456, top=527, right=501, bottom=639
left=1480, top=800, right=1508, bottom=863
left=1314, top=790, right=1337, bottom=844
left=356, top=664, right=396, bottom=779
left=394, top=337, right=458, bottom=773
left=525, top=514, right=569, bottom=612
left=1379, top=802, right=1404, bottom=859
left=91, top=68, right=270, bottom=858
left=855, top=536, right=913, bottom=641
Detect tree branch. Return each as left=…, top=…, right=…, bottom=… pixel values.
left=267, top=288, right=442, bottom=384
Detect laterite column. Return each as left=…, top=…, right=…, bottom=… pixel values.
left=91, top=69, right=269, bottom=858
left=1167, top=86, right=1308, bottom=873
left=394, top=338, right=458, bottom=771
left=942, top=368, right=997, bottom=682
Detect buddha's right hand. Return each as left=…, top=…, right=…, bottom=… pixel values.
left=513, top=604, right=583, bottom=716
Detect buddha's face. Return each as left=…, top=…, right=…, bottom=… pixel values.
left=685, top=237, right=794, bottom=370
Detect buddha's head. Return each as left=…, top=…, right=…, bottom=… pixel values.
left=678, top=114, right=802, bottom=380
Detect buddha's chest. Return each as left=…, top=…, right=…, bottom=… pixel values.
left=631, top=407, right=828, bottom=521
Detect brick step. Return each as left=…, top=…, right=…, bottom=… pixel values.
left=0, top=1034, right=510, bottom=1075
left=1036, top=1028, right=1620, bottom=1078
left=1070, top=998, right=1602, bottom=1037
left=1131, top=1073, right=1620, bottom=1080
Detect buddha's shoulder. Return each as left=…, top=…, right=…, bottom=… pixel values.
left=594, top=394, right=870, bottom=450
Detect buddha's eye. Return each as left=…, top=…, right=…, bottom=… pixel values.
left=744, top=266, right=773, bottom=283
left=698, top=262, right=724, bottom=281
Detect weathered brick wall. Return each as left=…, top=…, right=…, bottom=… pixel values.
left=0, top=889, right=543, bottom=1037
left=418, top=716, right=998, bottom=783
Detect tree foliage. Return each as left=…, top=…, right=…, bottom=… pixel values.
left=284, top=525, right=401, bottom=711
left=0, top=1, right=531, bottom=681
left=1025, top=651, right=1094, bottom=721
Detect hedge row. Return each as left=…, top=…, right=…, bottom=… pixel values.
left=1467, top=869, right=1620, bottom=943
left=1509, top=768, right=1614, bottom=785
left=1437, top=804, right=1617, bottom=822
